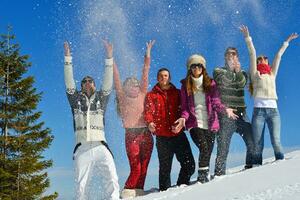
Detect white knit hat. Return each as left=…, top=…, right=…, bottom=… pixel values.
left=186, top=54, right=206, bottom=70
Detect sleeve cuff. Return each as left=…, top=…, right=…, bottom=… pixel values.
left=64, top=56, right=72, bottom=63
left=283, top=41, right=289, bottom=46
left=105, top=58, right=114, bottom=66
left=181, top=115, right=188, bottom=120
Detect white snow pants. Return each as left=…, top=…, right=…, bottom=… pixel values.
left=74, top=142, right=120, bottom=200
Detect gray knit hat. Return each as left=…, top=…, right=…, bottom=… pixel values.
left=186, top=54, right=206, bottom=70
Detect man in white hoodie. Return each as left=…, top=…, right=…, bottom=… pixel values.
left=64, top=40, right=120, bottom=200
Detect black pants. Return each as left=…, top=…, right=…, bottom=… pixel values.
left=156, top=132, right=195, bottom=191
left=190, top=128, right=215, bottom=169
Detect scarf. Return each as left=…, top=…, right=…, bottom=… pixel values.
left=192, top=75, right=203, bottom=91
left=257, top=63, right=271, bottom=75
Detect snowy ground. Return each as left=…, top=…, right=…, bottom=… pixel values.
left=135, top=150, right=300, bottom=200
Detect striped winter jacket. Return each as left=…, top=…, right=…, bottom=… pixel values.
left=213, top=66, right=247, bottom=109
left=64, top=56, right=113, bottom=144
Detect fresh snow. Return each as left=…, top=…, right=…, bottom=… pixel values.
left=135, top=150, right=300, bottom=200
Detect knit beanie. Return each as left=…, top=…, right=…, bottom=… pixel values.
left=186, top=54, right=206, bottom=70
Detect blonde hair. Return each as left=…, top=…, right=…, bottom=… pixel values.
left=115, top=76, right=140, bottom=117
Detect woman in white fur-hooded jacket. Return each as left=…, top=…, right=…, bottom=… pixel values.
left=64, top=40, right=120, bottom=200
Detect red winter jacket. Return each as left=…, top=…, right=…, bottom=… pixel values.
left=144, top=83, right=182, bottom=137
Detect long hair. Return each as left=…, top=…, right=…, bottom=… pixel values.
left=185, top=67, right=212, bottom=96
left=248, top=77, right=254, bottom=96
left=115, top=97, right=122, bottom=117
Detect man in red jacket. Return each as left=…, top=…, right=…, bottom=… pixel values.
left=144, top=68, right=195, bottom=191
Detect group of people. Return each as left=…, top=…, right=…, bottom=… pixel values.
left=63, top=26, right=298, bottom=200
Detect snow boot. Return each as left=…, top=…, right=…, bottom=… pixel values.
left=244, top=164, right=253, bottom=170
left=120, top=188, right=136, bottom=199
left=197, top=169, right=209, bottom=183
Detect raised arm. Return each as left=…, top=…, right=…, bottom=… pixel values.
left=272, top=33, right=298, bottom=76
left=101, top=39, right=114, bottom=96
left=64, top=41, right=76, bottom=94
left=240, top=25, right=257, bottom=77
left=113, top=62, right=124, bottom=99
left=140, top=40, right=155, bottom=93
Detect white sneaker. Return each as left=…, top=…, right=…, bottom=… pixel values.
left=120, top=189, right=136, bottom=199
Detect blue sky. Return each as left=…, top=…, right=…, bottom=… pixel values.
left=1, top=0, right=300, bottom=199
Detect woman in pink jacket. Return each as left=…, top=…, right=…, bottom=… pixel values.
left=176, top=54, right=237, bottom=183
left=113, top=40, right=155, bottom=199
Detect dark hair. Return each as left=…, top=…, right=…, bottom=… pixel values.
left=81, top=76, right=96, bottom=95
left=157, top=67, right=171, bottom=80
left=224, top=47, right=239, bottom=57
left=256, top=55, right=269, bottom=65
left=185, top=67, right=212, bottom=96
left=248, top=76, right=254, bottom=96
left=115, top=97, right=122, bottom=117
left=249, top=54, right=270, bottom=96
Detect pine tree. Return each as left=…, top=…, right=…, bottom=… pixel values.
left=0, top=27, right=58, bottom=200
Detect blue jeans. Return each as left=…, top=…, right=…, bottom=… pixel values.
left=215, top=111, right=255, bottom=176
left=252, top=108, right=284, bottom=165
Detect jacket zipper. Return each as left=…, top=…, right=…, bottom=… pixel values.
left=165, top=90, right=171, bottom=131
